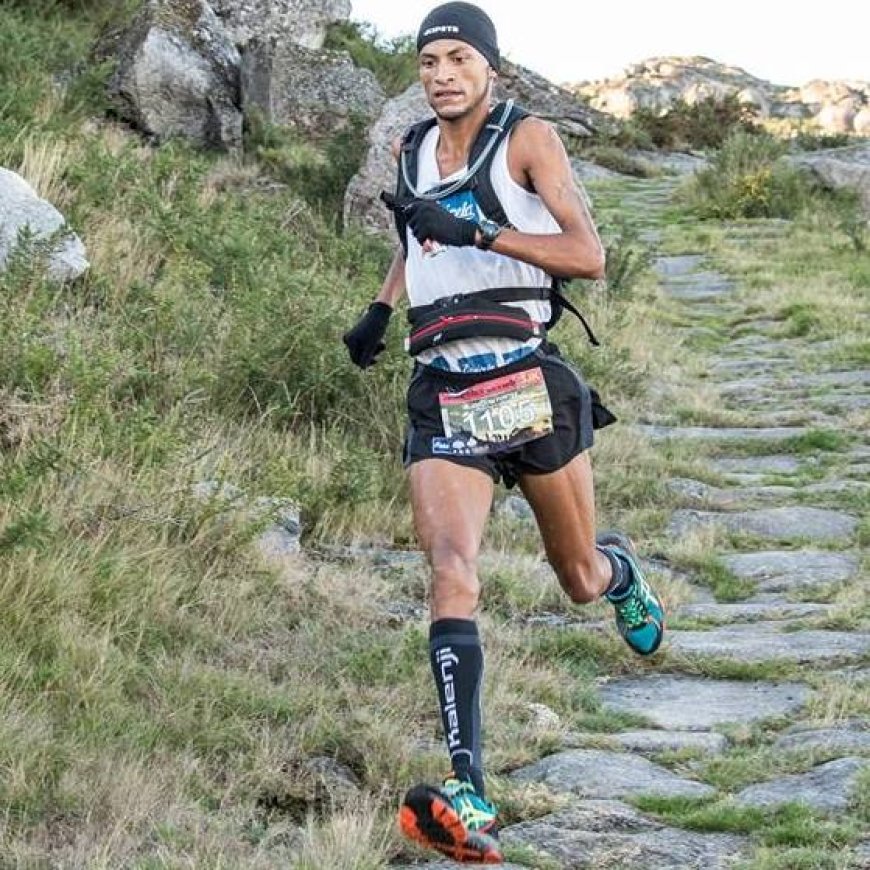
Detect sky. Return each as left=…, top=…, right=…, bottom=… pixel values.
left=349, top=0, right=868, bottom=88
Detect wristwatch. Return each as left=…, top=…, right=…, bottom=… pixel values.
left=477, top=218, right=502, bottom=250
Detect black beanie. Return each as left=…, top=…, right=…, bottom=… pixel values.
left=417, top=2, right=500, bottom=71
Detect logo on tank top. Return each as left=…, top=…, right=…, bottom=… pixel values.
left=438, top=191, right=484, bottom=223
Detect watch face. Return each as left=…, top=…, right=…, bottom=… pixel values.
left=481, top=219, right=500, bottom=240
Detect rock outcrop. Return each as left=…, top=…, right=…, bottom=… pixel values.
left=106, top=0, right=243, bottom=150
left=787, top=142, right=870, bottom=213
left=573, top=57, right=870, bottom=135
left=241, top=41, right=385, bottom=137
left=103, top=0, right=360, bottom=149
left=0, top=168, right=89, bottom=281
left=344, top=61, right=608, bottom=235
left=210, top=0, right=350, bottom=50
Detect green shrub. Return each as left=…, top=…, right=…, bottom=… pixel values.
left=631, top=95, right=760, bottom=151
left=791, top=129, right=853, bottom=152
left=599, top=218, right=652, bottom=299
left=681, top=131, right=820, bottom=219
left=324, top=21, right=417, bottom=97
left=245, top=111, right=369, bottom=218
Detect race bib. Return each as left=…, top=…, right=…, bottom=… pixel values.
left=435, top=367, right=553, bottom=455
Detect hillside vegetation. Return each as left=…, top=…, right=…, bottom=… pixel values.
left=1, top=3, right=867, bottom=868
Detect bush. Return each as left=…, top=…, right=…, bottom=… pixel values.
left=791, top=130, right=853, bottom=152
left=245, top=111, right=369, bottom=218
left=324, top=21, right=417, bottom=97
left=600, top=218, right=652, bottom=299
left=632, top=95, right=760, bottom=151
left=681, top=131, right=819, bottom=219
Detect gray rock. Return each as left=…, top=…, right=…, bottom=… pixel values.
left=107, top=0, right=243, bottom=149
left=628, top=149, right=710, bottom=175
left=567, top=729, right=729, bottom=755
left=639, top=229, right=663, bottom=243
left=667, top=506, right=857, bottom=543
left=710, top=358, right=793, bottom=376
left=500, top=801, right=748, bottom=869
left=774, top=725, right=870, bottom=754
left=528, top=702, right=562, bottom=731
left=661, top=273, right=735, bottom=301
left=191, top=479, right=302, bottom=557
left=301, top=755, right=360, bottom=800
left=256, top=524, right=301, bottom=559
left=575, top=55, right=868, bottom=134
left=813, top=393, right=870, bottom=414
left=675, top=596, right=833, bottom=624
left=319, top=544, right=425, bottom=568
left=211, top=0, right=350, bottom=50
left=241, top=40, right=385, bottom=137
left=636, top=424, right=809, bottom=443
left=511, top=748, right=714, bottom=799
left=787, top=142, right=870, bottom=214
left=804, top=479, right=870, bottom=497
left=571, top=157, right=627, bottom=181
left=494, top=61, right=605, bottom=137
left=718, top=368, right=870, bottom=397
left=0, top=167, right=89, bottom=281
left=708, top=455, right=802, bottom=476
left=495, top=494, right=535, bottom=521
left=722, top=550, right=859, bottom=592
left=381, top=599, right=425, bottom=626
left=253, top=496, right=301, bottom=536
left=669, top=622, right=870, bottom=663
left=191, top=479, right=245, bottom=503
left=343, top=84, right=431, bottom=235
left=599, top=675, right=809, bottom=730
left=652, top=254, right=705, bottom=277
left=735, top=757, right=868, bottom=812
left=666, top=477, right=795, bottom=508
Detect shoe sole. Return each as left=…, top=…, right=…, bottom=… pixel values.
left=398, top=784, right=503, bottom=864
left=597, top=530, right=666, bottom=656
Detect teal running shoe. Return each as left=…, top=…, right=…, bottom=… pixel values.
left=598, top=531, right=665, bottom=656
left=398, top=774, right=502, bottom=864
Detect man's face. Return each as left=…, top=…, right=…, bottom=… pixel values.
left=418, top=38, right=493, bottom=120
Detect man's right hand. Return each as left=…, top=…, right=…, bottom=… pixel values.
left=342, top=302, right=393, bottom=369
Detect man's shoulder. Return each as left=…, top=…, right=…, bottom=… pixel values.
left=511, top=114, right=556, bottom=144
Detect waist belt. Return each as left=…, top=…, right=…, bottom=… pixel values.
left=406, top=286, right=598, bottom=356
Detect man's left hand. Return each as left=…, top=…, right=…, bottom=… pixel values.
left=405, top=200, right=478, bottom=248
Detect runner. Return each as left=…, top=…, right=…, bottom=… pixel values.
left=343, top=3, right=665, bottom=863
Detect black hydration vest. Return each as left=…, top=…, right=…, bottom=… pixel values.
left=380, top=100, right=598, bottom=356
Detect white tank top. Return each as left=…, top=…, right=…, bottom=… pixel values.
left=405, top=123, right=559, bottom=373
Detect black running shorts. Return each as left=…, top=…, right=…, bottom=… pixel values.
left=402, top=344, right=615, bottom=488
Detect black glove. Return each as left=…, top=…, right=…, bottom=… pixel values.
left=405, top=199, right=478, bottom=248
left=342, top=302, right=393, bottom=369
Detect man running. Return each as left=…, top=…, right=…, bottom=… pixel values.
left=343, top=3, right=665, bottom=863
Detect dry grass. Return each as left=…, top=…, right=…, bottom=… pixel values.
left=15, top=134, right=76, bottom=204
left=83, top=212, right=164, bottom=298
left=2, top=28, right=868, bottom=860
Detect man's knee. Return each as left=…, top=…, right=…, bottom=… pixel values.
left=429, top=544, right=481, bottom=610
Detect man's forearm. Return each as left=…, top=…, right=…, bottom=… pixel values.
left=376, top=247, right=407, bottom=308
left=478, top=227, right=605, bottom=281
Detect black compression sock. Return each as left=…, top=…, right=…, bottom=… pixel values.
left=599, top=546, right=632, bottom=598
left=429, top=618, right=486, bottom=797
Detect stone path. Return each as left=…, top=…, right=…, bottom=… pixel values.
left=395, top=177, right=868, bottom=868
